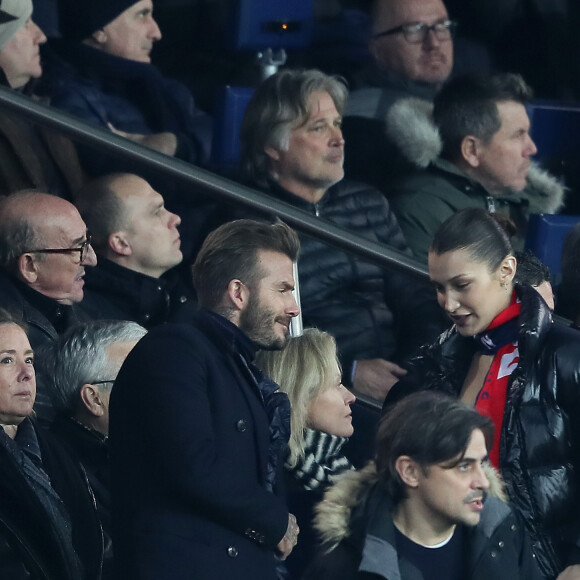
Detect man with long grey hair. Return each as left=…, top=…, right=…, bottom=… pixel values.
left=36, top=319, right=146, bottom=579
left=239, top=68, right=446, bottom=403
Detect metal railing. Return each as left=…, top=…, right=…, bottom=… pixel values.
left=0, top=86, right=429, bottom=280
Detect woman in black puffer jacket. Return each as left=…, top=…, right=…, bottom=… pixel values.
left=385, top=208, right=580, bottom=580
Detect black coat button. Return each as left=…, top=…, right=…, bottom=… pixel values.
left=227, top=546, right=238, bottom=558
left=236, top=419, right=247, bottom=432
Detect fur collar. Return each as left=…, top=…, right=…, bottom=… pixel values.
left=314, top=460, right=506, bottom=550
left=385, top=98, right=566, bottom=214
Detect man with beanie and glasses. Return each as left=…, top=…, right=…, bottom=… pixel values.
left=41, top=0, right=212, bottom=175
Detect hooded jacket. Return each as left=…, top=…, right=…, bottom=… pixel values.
left=305, top=462, right=544, bottom=580
left=386, top=283, right=580, bottom=579
left=385, top=98, right=566, bottom=261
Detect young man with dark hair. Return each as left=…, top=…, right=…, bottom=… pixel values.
left=306, top=391, right=543, bottom=580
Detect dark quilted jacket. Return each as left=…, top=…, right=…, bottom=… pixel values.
left=261, top=180, right=446, bottom=383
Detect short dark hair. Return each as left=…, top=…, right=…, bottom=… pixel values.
left=192, top=219, right=300, bottom=311
left=75, top=174, right=127, bottom=253
left=430, top=208, right=514, bottom=272
left=240, top=68, right=348, bottom=188
left=376, top=391, right=494, bottom=505
left=514, top=250, right=551, bottom=287
left=434, top=73, right=533, bottom=161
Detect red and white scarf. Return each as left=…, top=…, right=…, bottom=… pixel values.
left=473, top=293, right=521, bottom=468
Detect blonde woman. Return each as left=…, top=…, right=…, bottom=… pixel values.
left=256, top=328, right=356, bottom=577
left=257, top=328, right=356, bottom=489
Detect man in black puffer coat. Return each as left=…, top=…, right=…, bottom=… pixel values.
left=239, top=69, right=446, bottom=403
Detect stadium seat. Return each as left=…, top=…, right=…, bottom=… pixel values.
left=525, top=213, right=580, bottom=283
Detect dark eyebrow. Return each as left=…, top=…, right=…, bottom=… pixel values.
left=71, top=231, right=89, bottom=246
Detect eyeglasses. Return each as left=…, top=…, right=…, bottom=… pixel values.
left=28, top=233, right=92, bottom=263
left=372, top=19, right=457, bottom=44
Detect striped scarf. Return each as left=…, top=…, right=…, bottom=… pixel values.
left=286, top=429, right=353, bottom=490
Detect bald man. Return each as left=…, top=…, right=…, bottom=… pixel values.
left=342, top=0, right=455, bottom=191
left=76, top=173, right=193, bottom=328
left=0, top=191, right=97, bottom=348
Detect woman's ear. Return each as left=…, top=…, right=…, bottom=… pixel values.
left=499, top=255, right=517, bottom=286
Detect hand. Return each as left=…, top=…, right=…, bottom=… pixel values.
left=107, top=123, right=178, bottom=156
left=557, top=565, right=580, bottom=579
left=277, top=513, right=299, bottom=561
left=353, top=359, right=407, bottom=402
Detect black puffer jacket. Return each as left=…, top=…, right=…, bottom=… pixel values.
left=386, top=283, right=580, bottom=579
left=259, top=180, right=446, bottom=383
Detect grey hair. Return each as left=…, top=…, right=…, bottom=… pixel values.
left=240, top=68, right=348, bottom=188
left=36, top=320, right=147, bottom=414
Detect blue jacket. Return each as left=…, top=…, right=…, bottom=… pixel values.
left=41, top=41, right=212, bottom=174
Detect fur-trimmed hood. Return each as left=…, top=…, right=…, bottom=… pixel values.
left=314, top=460, right=507, bottom=550
left=385, top=97, right=566, bottom=215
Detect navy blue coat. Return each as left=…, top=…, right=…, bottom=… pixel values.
left=109, top=309, right=289, bottom=580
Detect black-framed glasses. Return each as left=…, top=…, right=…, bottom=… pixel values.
left=372, top=19, right=457, bottom=44
left=28, top=233, right=92, bottom=263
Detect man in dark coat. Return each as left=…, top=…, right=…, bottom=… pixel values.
left=239, top=68, right=447, bottom=402
left=109, top=219, right=301, bottom=580
left=305, top=392, right=544, bottom=580
left=36, top=320, right=147, bottom=580
left=341, top=0, right=455, bottom=192
left=42, top=0, right=212, bottom=176
left=0, top=191, right=97, bottom=351
left=76, top=173, right=194, bottom=328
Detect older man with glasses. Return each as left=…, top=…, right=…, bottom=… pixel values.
left=341, top=0, right=456, bottom=193
left=35, top=319, right=147, bottom=580
left=0, top=190, right=97, bottom=349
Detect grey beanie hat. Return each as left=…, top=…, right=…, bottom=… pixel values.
left=0, top=0, right=32, bottom=51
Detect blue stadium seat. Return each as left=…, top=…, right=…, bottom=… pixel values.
left=211, top=86, right=254, bottom=169
left=528, top=100, right=580, bottom=162
left=525, top=214, right=580, bottom=283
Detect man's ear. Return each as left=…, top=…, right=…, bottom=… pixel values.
left=264, top=146, right=280, bottom=162
left=395, top=456, right=421, bottom=489
left=226, top=279, right=250, bottom=312
left=109, top=232, right=131, bottom=256
left=79, top=384, right=106, bottom=418
left=91, top=29, right=108, bottom=45
left=460, top=136, right=481, bottom=168
left=17, top=253, right=38, bottom=284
